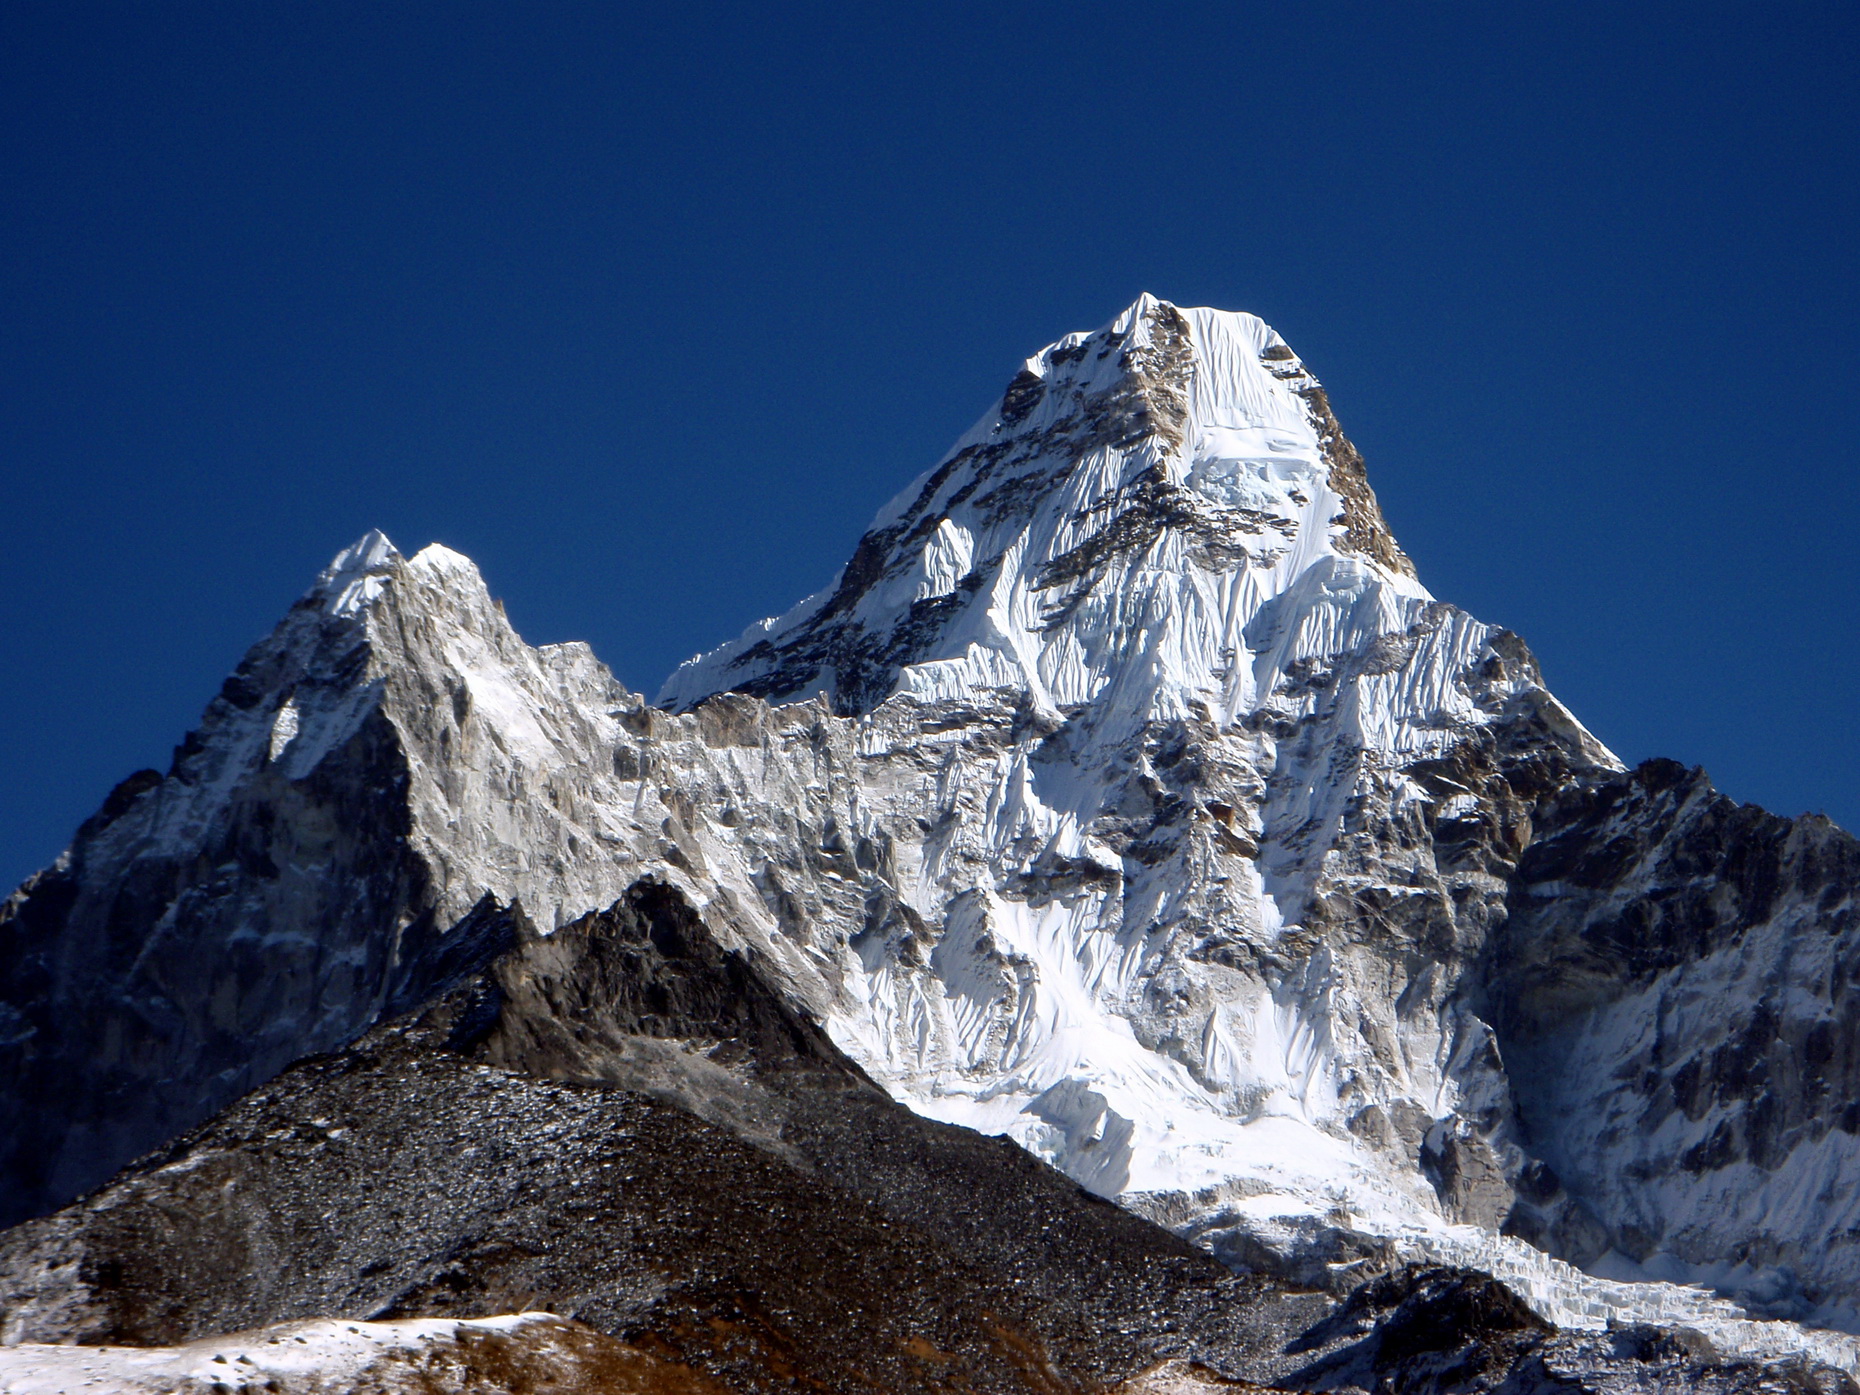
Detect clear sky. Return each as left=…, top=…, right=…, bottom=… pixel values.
left=3, top=4, right=1857, bottom=890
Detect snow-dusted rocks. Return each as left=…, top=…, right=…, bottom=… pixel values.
left=0, top=533, right=853, bottom=1224
left=1489, top=760, right=1860, bottom=1324
left=5, top=295, right=1860, bottom=1361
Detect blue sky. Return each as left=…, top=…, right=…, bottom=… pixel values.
left=3, top=4, right=1857, bottom=888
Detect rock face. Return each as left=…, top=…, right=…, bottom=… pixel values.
left=1487, top=759, right=1860, bottom=1320
left=0, top=534, right=434, bottom=1222
left=4, top=295, right=1860, bottom=1356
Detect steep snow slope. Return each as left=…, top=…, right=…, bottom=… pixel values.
left=659, top=296, right=1860, bottom=1328
left=660, top=294, right=1428, bottom=724
left=5, top=297, right=1860, bottom=1354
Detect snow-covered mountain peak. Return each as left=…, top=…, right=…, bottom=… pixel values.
left=312, top=529, right=403, bottom=615
left=659, top=296, right=1423, bottom=724
left=25, top=297, right=1860, bottom=1366
left=405, top=541, right=483, bottom=579
left=305, top=533, right=501, bottom=627
left=35, top=307, right=1612, bottom=1287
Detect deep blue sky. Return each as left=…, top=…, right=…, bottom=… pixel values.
left=3, top=4, right=1857, bottom=889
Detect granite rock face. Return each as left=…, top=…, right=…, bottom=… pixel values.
left=0, top=543, right=433, bottom=1224
left=1487, top=758, right=1860, bottom=1318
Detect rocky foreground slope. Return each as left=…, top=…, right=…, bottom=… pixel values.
left=4, top=297, right=1860, bottom=1387
left=4, top=879, right=1848, bottom=1393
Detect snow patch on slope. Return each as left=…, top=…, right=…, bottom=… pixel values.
left=0, top=1314, right=607, bottom=1394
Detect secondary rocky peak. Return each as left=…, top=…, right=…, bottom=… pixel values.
left=305, top=532, right=504, bottom=620
left=0, top=530, right=625, bottom=1227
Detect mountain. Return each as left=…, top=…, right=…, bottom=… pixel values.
left=4, top=296, right=1860, bottom=1386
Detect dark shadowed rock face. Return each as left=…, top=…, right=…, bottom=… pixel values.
left=1282, top=1266, right=1553, bottom=1391
left=0, top=678, right=434, bottom=1230
left=1276, top=1266, right=1856, bottom=1395
left=482, top=880, right=855, bottom=1087
left=1484, top=760, right=1860, bottom=1317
